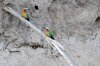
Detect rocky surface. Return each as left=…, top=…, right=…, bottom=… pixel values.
left=0, top=0, right=100, bottom=66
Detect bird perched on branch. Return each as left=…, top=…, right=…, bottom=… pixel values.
left=43, top=27, right=55, bottom=40
left=21, top=8, right=30, bottom=21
